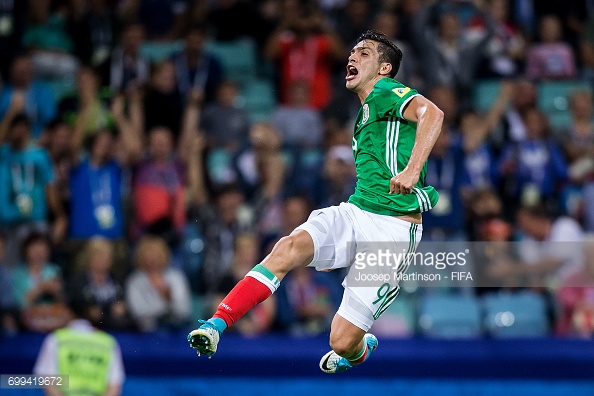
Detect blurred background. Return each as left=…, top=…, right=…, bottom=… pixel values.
left=1, top=0, right=594, bottom=394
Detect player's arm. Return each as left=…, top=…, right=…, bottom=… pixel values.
left=389, top=96, right=444, bottom=194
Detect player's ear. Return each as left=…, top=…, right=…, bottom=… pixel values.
left=379, top=62, right=392, bottom=76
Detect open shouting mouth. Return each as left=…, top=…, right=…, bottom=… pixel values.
left=346, top=65, right=358, bottom=81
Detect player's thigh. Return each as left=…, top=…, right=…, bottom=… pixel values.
left=295, top=204, right=356, bottom=272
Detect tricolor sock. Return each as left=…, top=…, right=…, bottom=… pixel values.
left=346, top=342, right=370, bottom=366
left=211, top=264, right=280, bottom=331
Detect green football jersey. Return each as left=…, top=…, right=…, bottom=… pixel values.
left=348, top=78, right=439, bottom=216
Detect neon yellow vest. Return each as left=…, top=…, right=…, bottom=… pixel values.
left=55, top=327, right=115, bottom=395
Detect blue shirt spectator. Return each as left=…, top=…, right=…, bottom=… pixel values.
left=171, top=25, right=223, bottom=104
left=422, top=129, right=470, bottom=239
left=69, top=158, right=125, bottom=239
left=0, top=56, right=56, bottom=138
left=497, top=107, right=567, bottom=206
left=0, top=143, right=54, bottom=224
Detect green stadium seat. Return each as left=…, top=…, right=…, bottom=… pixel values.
left=141, top=40, right=184, bottom=62
left=482, top=291, right=548, bottom=338
left=537, top=80, right=592, bottom=129
left=419, top=294, right=482, bottom=338
left=238, top=79, right=277, bottom=122
left=206, top=39, right=258, bottom=83
left=473, top=79, right=502, bottom=113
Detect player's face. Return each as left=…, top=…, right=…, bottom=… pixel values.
left=346, top=40, right=383, bottom=93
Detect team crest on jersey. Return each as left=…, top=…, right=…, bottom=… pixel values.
left=361, top=104, right=370, bottom=124
left=392, top=87, right=410, bottom=97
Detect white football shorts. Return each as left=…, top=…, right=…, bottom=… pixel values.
left=295, top=202, right=422, bottom=331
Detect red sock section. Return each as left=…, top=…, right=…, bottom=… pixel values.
left=348, top=344, right=369, bottom=366
left=212, top=276, right=273, bottom=328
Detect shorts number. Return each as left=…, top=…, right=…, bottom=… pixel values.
left=372, top=282, right=399, bottom=319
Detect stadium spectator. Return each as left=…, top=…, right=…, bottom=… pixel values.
left=187, top=137, right=254, bottom=294
left=424, top=85, right=459, bottom=129
left=422, top=124, right=469, bottom=241
left=491, top=204, right=585, bottom=289
left=487, top=78, right=536, bottom=153
left=556, top=235, right=594, bottom=337
left=66, top=237, right=132, bottom=331
left=211, top=233, right=275, bottom=336
left=201, top=80, right=250, bottom=156
left=525, top=15, right=577, bottom=80
left=276, top=265, right=335, bottom=336
left=171, top=25, right=224, bottom=104
left=13, top=232, right=69, bottom=333
left=0, top=0, right=27, bottom=78
left=411, top=1, right=494, bottom=106
left=264, top=1, right=345, bottom=109
left=0, top=55, right=57, bottom=138
left=0, top=112, right=67, bottom=267
left=334, top=0, right=374, bottom=47
left=108, top=22, right=149, bottom=93
left=261, top=195, right=313, bottom=257
left=580, top=12, right=594, bottom=86
left=229, top=122, right=288, bottom=237
left=120, top=0, right=187, bottom=41
left=206, top=0, right=275, bottom=48
left=143, top=61, right=183, bottom=140
left=497, top=106, right=568, bottom=210
left=33, top=298, right=126, bottom=395
left=131, top=126, right=186, bottom=248
left=554, top=90, right=594, bottom=222
left=126, top=235, right=191, bottom=332
left=59, top=65, right=113, bottom=139
left=37, top=119, right=74, bottom=212
left=371, top=11, right=422, bottom=89
left=557, top=90, right=594, bottom=184
left=470, top=0, right=526, bottom=79
left=459, top=81, right=514, bottom=193
left=311, top=145, right=357, bottom=208
left=23, top=0, right=78, bottom=81
left=64, top=93, right=142, bottom=276
left=67, top=0, right=119, bottom=70
left=271, top=79, right=324, bottom=148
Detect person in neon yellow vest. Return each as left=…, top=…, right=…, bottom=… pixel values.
left=33, top=302, right=125, bottom=396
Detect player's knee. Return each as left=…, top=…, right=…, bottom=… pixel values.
left=329, top=334, right=360, bottom=357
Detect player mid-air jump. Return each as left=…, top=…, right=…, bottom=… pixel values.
left=188, top=30, right=444, bottom=373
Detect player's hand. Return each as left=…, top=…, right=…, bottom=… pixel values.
left=389, top=169, right=419, bottom=195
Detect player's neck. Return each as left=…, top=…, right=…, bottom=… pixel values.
left=357, top=77, right=385, bottom=104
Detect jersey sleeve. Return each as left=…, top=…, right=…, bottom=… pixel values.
left=374, top=81, right=419, bottom=120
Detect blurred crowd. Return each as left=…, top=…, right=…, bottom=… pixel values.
left=1, top=0, right=594, bottom=339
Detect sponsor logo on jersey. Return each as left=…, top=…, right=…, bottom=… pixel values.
left=361, top=104, right=370, bottom=124
left=392, top=87, right=410, bottom=97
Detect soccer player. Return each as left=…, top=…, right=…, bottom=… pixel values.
left=188, top=30, right=444, bottom=373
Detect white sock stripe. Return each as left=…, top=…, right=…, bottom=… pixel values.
left=246, top=271, right=278, bottom=293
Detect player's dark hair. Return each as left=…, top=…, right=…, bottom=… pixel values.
left=356, top=30, right=402, bottom=78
